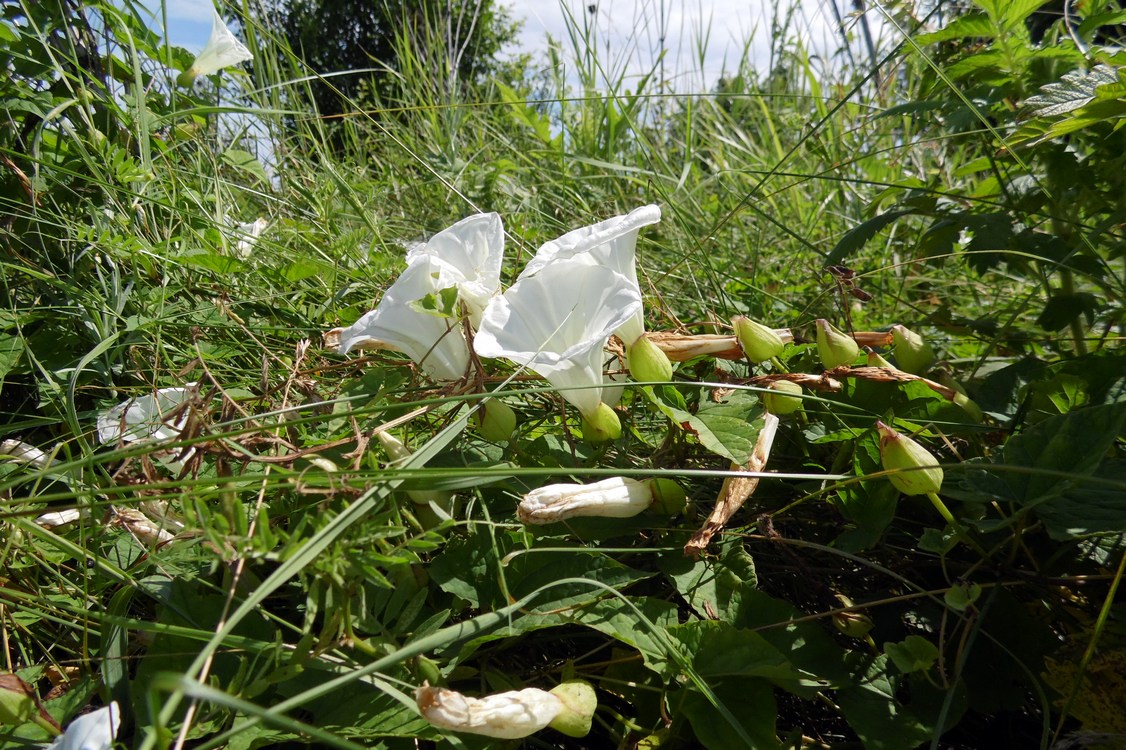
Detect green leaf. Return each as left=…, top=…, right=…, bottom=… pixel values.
left=884, top=636, right=939, bottom=673
left=999, top=403, right=1126, bottom=537
left=0, top=334, right=25, bottom=378
left=835, top=430, right=899, bottom=551
left=668, top=620, right=809, bottom=685
left=407, top=285, right=459, bottom=318
left=826, top=209, right=914, bottom=266
left=679, top=677, right=781, bottom=750
left=915, top=13, right=994, bottom=45
left=836, top=655, right=931, bottom=750
left=669, top=392, right=765, bottom=465
left=221, top=148, right=269, bottom=184
left=1025, top=64, right=1119, bottom=118
left=659, top=540, right=757, bottom=622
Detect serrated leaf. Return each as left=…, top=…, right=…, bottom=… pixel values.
left=1024, top=64, right=1119, bottom=118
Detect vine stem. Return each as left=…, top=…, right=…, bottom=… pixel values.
left=926, top=491, right=989, bottom=558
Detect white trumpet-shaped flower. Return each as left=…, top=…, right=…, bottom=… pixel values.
left=416, top=685, right=563, bottom=739
left=232, top=217, right=268, bottom=259
left=47, top=702, right=120, bottom=750
left=520, top=204, right=660, bottom=346
left=405, top=213, right=504, bottom=327
left=474, top=258, right=641, bottom=418
left=177, top=7, right=253, bottom=86
left=332, top=255, right=471, bottom=381
left=97, top=385, right=197, bottom=445
left=518, top=477, right=654, bottom=524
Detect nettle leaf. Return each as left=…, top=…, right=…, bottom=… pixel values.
left=826, top=209, right=915, bottom=266
left=1024, top=64, right=1119, bottom=118
left=407, top=284, right=460, bottom=318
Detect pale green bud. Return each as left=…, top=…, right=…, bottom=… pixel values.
left=581, top=402, right=621, bottom=442
left=816, top=319, right=860, bottom=369
left=547, top=680, right=598, bottom=737
left=627, top=336, right=674, bottom=383
left=891, top=325, right=935, bottom=374
left=475, top=400, right=517, bottom=442
left=733, top=315, right=785, bottom=363
left=646, top=478, right=688, bottom=515
left=875, top=421, right=943, bottom=496
left=763, top=380, right=804, bottom=416
left=865, top=347, right=895, bottom=369
left=833, top=610, right=874, bottom=638
left=377, top=431, right=456, bottom=508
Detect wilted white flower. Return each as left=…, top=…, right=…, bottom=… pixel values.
left=47, top=702, right=120, bottom=750
left=416, top=685, right=563, bottom=739
left=404, top=213, right=504, bottom=327
left=96, top=385, right=197, bottom=445
left=233, top=217, right=268, bottom=258
left=177, top=7, right=253, bottom=86
left=35, top=509, right=85, bottom=528
left=518, top=476, right=654, bottom=524
left=112, top=507, right=176, bottom=547
left=0, top=439, right=51, bottom=469
left=474, top=258, right=641, bottom=420
left=332, top=255, right=471, bottom=381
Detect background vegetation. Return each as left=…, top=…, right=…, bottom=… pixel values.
left=1, top=0, right=1124, bottom=747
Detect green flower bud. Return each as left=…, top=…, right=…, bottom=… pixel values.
left=626, top=335, right=674, bottom=383
left=646, top=478, right=688, bottom=515
left=547, top=680, right=598, bottom=738
left=891, top=325, right=935, bottom=374
left=377, top=431, right=456, bottom=508
left=875, top=421, right=943, bottom=496
left=833, top=610, right=874, bottom=638
left=581, top=402, right=621, bottom=442
left=816, top=319, right=860, bottom=369
left=475, top=400, right=517, bottom=442
left=733, top=315, right=785, bottom=363
left=865, top=347, right=895, bottom=369
left=763, top=380, right=804, bottom=415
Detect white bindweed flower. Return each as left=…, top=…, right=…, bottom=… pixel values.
left=177, top=7, right=253, bottom=86
left=474, top=258, right=641, bottom=422
left=518, top=477, right=654, bottom=524
left=47, top=702, right=120, bottom=750
left=520, top=205, right=660, bottom=347
left=233, top=217, right=268, bottom=258
left=332, top=255, right=471, bottom=381
left=416, top=685, right=563, bottom=739
left=35, top=509, right=85, bottom=528
left=0, top=439, right=51, bottom=469
left=97, top=385, right=197, bottom=445
left=404, top=213, right=504, bottom=328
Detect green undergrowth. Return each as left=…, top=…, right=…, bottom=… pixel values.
left=1, top=0, right=1125, bottom=748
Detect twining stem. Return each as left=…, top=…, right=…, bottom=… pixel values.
left=1059, top=268, right=1088, bottom=356
left=926, top=491, right=989, bottom=558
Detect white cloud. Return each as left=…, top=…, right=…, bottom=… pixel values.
left=501, top=0, right=874, bottom=90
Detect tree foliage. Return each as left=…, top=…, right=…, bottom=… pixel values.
left=264, top=0, right=519, bottom=117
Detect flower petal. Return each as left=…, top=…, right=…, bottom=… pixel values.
left=474, top=259, right=641, bottom=416
left=520, top=205, right=660, bottom=345
left=336, top=256, right=470, bottom=381
left=181, top=8, right=253, bottom=83
left=96, top=385, right=197, bottom=445
left=405, top=213, right=504, bottom=327
left=416, top=686, right=562, bottom=739
left=518, top=477, right=653, bottom=524
left=48, top=702, right=120, bottom=750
